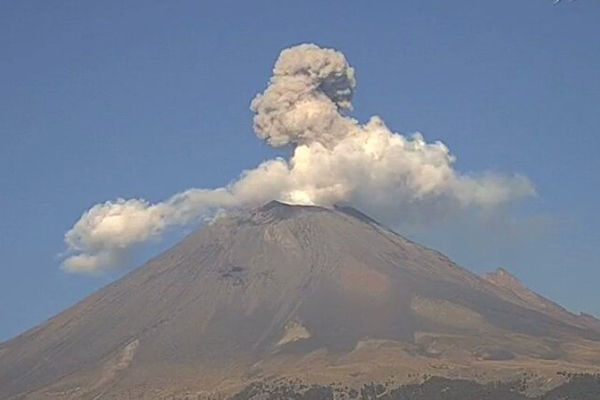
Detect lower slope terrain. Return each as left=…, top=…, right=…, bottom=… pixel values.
left=1, top=201, right=600, bottom=399
left=230, top=374, right=600, bottom=400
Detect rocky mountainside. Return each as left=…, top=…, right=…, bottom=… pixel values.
left=1, top=201, right=600, bottom=400
left=484, top=268, right=600, bottom=332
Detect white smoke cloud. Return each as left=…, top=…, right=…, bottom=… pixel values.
left=61, top=43, right=535, bottom=274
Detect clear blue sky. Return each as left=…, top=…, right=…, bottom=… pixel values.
left=1, top=0, right=599, bottom=342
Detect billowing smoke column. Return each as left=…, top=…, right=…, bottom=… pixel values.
left=62, top=44, right=535, bottom=274
left=251, top=44, right=356, bottom=148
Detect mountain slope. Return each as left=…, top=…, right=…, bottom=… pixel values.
left=1, top=201, right=600, bottom=399
left=484, top=268, right=600, bottom=332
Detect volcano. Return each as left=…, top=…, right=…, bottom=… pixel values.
left=1, top=201, right=600, bottom=399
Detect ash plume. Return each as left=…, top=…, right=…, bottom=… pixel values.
left=62, top=43, right=535, bottom=274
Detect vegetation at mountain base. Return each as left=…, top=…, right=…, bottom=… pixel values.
left=226, top=373, right=600, bottom=400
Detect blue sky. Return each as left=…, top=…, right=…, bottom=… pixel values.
left=1, top=0, right=599, bottom=342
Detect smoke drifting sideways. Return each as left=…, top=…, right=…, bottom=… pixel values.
left=62, top=44, right=535, bottom=274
